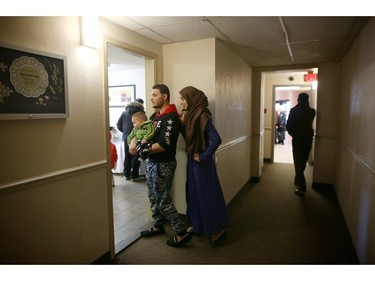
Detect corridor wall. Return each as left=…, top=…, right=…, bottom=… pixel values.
left=163, top=38, right=252, bottom=211
left=335, top=17, right=375, bottom=264
left=0, top=16, right=163, bottom=264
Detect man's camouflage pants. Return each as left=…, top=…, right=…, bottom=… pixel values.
left=145, top=160, right=187, bottom=236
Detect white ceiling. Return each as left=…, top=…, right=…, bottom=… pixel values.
left=105, top=16, right=371, bottom=68
left=107, top=44, right=145, bottom=71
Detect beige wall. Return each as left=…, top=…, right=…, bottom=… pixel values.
left=0, top=17, right=106, bottom=182
left=335, top=18, right=375, bottom=264
left=163, top=38, right=252, bottom=211
left=163, top=38, right=216, bottom=212
left=215, top=40, right=252, bottom=202
left=0, top=16, right=163, bottom=264
left=312, top=63, right=341, bottom=184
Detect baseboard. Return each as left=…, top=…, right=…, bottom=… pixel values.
left=250, top=176, right=260, bottom=183
left=312, top=182, right=334, bottom=189
left=92, top=251, right=111, bottom=264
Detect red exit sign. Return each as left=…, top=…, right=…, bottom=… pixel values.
left=304, top=73, right=318, bottom=82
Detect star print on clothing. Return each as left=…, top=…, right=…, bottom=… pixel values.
left=164, top=119, right=173, bottom=146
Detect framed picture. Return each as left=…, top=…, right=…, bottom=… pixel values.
left=108, top=85, right=136, bottom=107
left=0, top=43, right=68, bottom=120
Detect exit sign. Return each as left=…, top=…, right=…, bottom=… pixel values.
left=304, top=73, right=318, bottom=82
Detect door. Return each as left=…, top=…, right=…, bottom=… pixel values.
left=106, top=42, right=155, bottom=254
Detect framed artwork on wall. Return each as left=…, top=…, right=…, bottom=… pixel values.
left=0, top=43, right=69, bottom=120
left=108, top=84, right=136, bottom=107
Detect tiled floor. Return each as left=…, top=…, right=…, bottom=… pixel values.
left=112, top=174, right=151, bottom=254
left=274, top=133, right=294, bottom=164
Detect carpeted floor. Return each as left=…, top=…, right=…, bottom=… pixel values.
left=113, top=162, right=359, bottom=264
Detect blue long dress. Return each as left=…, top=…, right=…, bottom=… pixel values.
left=185, top=118, right=229, bottom=237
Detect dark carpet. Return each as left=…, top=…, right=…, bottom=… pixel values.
left=113, top=163, right=359, bottom=264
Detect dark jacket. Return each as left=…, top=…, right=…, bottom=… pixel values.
left=148, top=104, right=181, bottom=163
left=286, top=103, right=316, bottom=138
left=116, top=101, right=145, bottom=142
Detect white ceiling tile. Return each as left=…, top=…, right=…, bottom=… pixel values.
left=102, top=16, right=143, bottom=30
left=136, top=29, right=174, bottom=44
left=104, top=16, right=370, bottom=67
left=127, top=16, right=204, bottom=29
left=283, top=17, right=359, bottom=42
left=210, top=16, right=286, bottom=45
left=151, top=20, right=227, bottom=42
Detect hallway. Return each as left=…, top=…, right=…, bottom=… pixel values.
left=274, top=133, right=293, bottom=164
left=114, top=162, right=359, bottom=264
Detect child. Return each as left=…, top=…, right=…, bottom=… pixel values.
left=127, top=112, right=155, bottom=160
left=110, top=128, right=118, bottom=186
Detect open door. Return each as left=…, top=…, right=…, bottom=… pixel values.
left=106, top=42, right=156, bottom=254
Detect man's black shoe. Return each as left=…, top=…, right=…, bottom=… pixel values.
left=131, top=176, right=145, bottom=182
left=141, top=226, right=165, bottom=237
left=294, top=189, right=306, bottom=196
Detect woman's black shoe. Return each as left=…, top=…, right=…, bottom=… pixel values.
left=210, top=231, right=226, bottom=244
left=166, top=234, right=192, bottom=247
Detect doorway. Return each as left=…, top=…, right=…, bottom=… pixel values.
left=273, top=96, right=292, bottom=163
left=107, top=42, right=154, bottom=254
left=272, top=85, right=317, bottom=165
left=267, top=71, right=318, bottom=166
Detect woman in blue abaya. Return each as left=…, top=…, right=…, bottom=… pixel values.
left=178, top=86, right=229, bottom=243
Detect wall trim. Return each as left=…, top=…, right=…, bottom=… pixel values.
left=343, top=144, right=375, bottom=177
left=0, top=160, right=108, bottom=195
left=177, top=135, right=251, bottom=154
left=265, top=128, right=337, bottom=141
left=217, top=135, right=250, bottom=152
left=315, top=135, right=337, bottom=140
